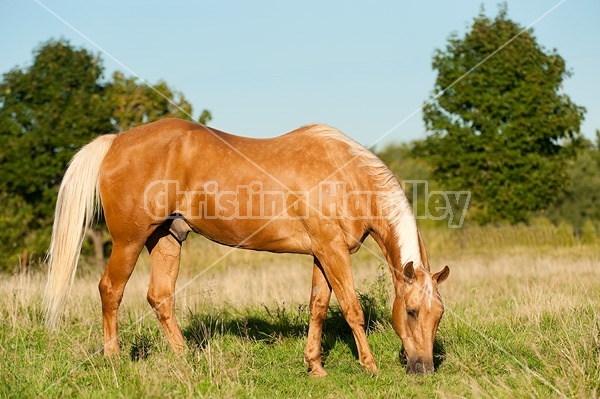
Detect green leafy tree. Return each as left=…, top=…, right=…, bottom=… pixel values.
left=0, top=192, right=35, bottom=272
left=0, top=40, right=113, bottom=271
left=106, top=71, right=197, bottom=132
left=0, top=39, right=211, bottom=272
left=420, top=5, right=585, bottom=223
left=547, top=132, right=600, bottom=233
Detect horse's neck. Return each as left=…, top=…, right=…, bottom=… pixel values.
left=372, top=194, right=422, bottom=266
left=371, top=221, right=402, bottom=283
left=370, top=220, right=408, bottom=285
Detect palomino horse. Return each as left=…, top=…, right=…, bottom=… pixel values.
left=44, top=118, right=449, bottom=375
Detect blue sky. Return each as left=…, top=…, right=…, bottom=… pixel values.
left=1, top=0, right=598, bottom=147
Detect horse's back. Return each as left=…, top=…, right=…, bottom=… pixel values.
left=105, top=119, right=356, bottom=184
left=105, top=118, right=339, bottom=158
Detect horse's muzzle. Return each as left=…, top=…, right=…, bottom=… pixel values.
left=406, top=359, right=435, bottom=375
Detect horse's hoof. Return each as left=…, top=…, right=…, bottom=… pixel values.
left=364, top=363, right=379, bottom=374
left=308, top=367, right=328, bottom=377
left=103, top=346, right=120, bottom=357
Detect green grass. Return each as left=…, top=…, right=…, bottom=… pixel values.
left=1, top=227, right=599, bottom=398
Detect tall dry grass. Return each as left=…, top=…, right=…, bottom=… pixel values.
left=3, top=221, right=598, bottom=335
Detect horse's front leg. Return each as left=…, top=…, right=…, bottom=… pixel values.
left=313, top=237, right=378, bottom=374
left=304, top=258, right=332, bottom=376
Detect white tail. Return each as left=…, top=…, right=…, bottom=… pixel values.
left=44, top=134, right=117, bottom=329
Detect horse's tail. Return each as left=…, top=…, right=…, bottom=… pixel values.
left=44, top=134, right=117, bottom=329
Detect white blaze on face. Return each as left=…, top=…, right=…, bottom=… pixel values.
left=417, top=271, right=442, bottom=308
left=419, top=273, right=435, bottom=308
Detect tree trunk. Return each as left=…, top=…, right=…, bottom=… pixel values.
left=86, top=228, right=105, bottom=269
left=20, top=249, right=28, bottom=274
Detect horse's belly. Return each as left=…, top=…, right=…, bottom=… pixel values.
left=185, top=218, right=313, bottom=255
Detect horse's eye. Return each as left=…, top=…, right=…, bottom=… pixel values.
left=407, top=309, right=418, bottom=319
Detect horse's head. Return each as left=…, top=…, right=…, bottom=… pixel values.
left=392, top=261, right=450, bottom=375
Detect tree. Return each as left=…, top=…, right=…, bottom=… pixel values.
left=420, top=4, right=585, bottom=224
left=0, top=39, right=211, bottom=272
left=106, top=72, right=196, bottom=132
left=547, top=132, right=600, bottom=233
left=0, top=40, right=113, bottom=271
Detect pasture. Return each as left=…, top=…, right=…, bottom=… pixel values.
left=1, top=223, right=599, bottom=398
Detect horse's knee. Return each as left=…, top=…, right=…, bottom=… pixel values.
left=99, top=276, right=124, bottom=310
left=147, top=289, right=161, bottom=310
left=98, top=275, right=113, bottom=304
left=98, top=275, right=109, bottom=297
left=147, top=288, right=173, bottom=316
left=341, top=305, right=366, bottom=329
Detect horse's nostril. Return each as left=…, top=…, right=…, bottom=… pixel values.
left=414, top=362, right=424, bottom=374
left=406, top=362, right=424, bottom=375
left=406, top=360, right=434, bottom=375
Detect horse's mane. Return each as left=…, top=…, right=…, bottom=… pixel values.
left=305, top=124, right=422, bottom=268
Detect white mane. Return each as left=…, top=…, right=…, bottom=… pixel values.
left=307, top=124, right=422, bottom=269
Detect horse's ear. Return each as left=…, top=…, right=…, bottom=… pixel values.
left=403, top=261, right=415, bottom=283
left=433, top=265, right=450, bottom=285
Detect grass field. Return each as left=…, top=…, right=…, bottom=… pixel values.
left=1, top=223, right=599, bottom=398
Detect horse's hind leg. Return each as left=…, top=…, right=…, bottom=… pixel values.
left=304, top=259, right=332, bottom=377
left=145, top=227, right=185, bottom=352
left=99, top=240, right=145, bottom=356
